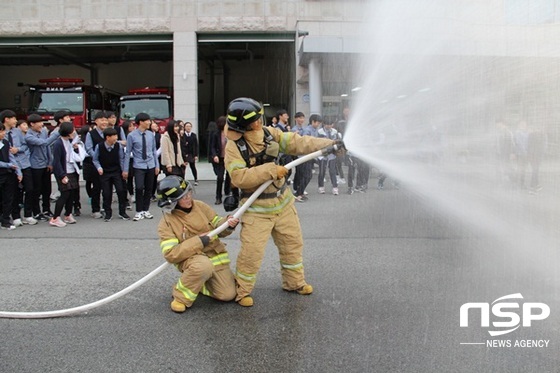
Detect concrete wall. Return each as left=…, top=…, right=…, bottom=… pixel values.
left=0, top=0, right=367, bottom=35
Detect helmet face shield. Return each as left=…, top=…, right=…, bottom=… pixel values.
left=161, top=200, right=177, bottom=213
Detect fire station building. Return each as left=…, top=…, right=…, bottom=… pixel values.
left=1, top=0, right=560, bottom=155
left=0, top=0, right=369, bottom=141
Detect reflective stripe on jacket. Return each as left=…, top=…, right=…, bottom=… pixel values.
left=157, top=200, right=233, bottom=266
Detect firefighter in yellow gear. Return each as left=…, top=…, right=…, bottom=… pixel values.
left=224, top=97, right=336, bottom=307
left=156, top=175, right=239, bottom=313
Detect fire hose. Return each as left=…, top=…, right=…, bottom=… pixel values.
left=0, top=144, right=342, bottom=319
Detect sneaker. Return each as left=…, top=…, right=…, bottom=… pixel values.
left=104, top=216, right=112, bottom=222
left=133, top=212, right=144, bottom=221
left=49, top=217, right=66, bottom=228
left=301, top=195, right=309, bottom=201
left=126, top=202, right=132, bottom=210
left=73, top=208, right=81, bottom=217
left=194, top=181, right=199, bottom=186
left=332, top=187, right=339, bottom=195
left=347, top=187, right=354, bottom=195
left=295, top=195, right=305, bottom=203
left=34, top=214, right=47, bottom=221
left=150, top=196, right=157, bottom=202
left=23, top=216, right=38, bottom=225
left=13, top=218, right=23, bottom=227
left=119, top=213, right=131, bottom=221
left=91, top=212, right=103, bottom=219
left=318, top=187, right=325, bottom=194
left=43, top=211, right=54, bottom=218
left=143, top=211, right=154, bottom=219
left=1, top=223, right=16, bottom=230
left=338, top=178, right=346, bottom=185
left=63, top=214, right=77, bottom=224
left=171, top=299, right=187, bottom=313
left=237, top=296, right=254, bottom=307
left=304, top=191, right=308, bottom=196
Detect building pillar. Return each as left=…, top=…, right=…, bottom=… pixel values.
left=308, top=58, right=323, bottom=115
left=173, top=32, right=199, bottom=134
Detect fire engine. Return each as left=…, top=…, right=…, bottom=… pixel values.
left=117, top=87, right=173, bottom=133
left=27, top=78, right=121, bottom=130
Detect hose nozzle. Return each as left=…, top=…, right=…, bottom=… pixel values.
left=322, top=139, right=346, bottom=156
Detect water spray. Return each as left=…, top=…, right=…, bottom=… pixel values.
left=0, top=144, right=342, bottom=319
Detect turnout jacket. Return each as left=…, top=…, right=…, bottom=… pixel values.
left=158, top=200, right=234, bottom=267
left=224, top=125, right=333, bottom=214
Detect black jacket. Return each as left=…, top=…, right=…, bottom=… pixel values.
left=182, top=132, right=199, bottom=162
left=208, top=130, right=224, bottom=161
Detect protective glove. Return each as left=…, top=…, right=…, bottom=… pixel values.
left=333, top=139, right=346, bottom=152
left=323, top=139, right=346, bottom=156
left=276, top=165, right=289, bottom=179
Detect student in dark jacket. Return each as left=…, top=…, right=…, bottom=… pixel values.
left=50, top=122, right=82, bottom=228
left=208, top=116, right=237, bottom=205
left=0, top=121, right=23, bottom=230
left=182, top=121, right=199, bottom=185
left=93, top=127, right=130, bottom=222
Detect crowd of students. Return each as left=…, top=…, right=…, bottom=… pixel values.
left=267, top=109, right=371, bottom=201
left=1, top=106, right=375, bottom=231
left=0, top=109, right=200, bottom=230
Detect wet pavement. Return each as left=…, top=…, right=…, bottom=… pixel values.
left=1, top=168, right=559, bottom=372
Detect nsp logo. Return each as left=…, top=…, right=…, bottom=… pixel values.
left=460, top=293, right=550, bottom=336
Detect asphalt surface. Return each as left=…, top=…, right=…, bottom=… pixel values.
left=1, top=164, right=559, bottom=373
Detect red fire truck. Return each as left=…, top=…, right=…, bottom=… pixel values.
left=27, top=78, right=120, bottom=130
left=117, top=87, right=173, bottom=133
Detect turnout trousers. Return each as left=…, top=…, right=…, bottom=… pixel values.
left=173, top=255, right=236, bottom=308
left=235, top=204, right=307, bottom=301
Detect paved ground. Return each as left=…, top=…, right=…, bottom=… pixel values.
left=1, top=162, right=559, bottom=373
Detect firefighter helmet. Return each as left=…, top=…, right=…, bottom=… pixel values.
left=226, top=97, right=264, bottom=133
left=156, top=175, right=193, bottom=208
left=222, top=195, right=239, bottom=212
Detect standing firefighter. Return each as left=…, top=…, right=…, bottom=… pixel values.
left=156, top=175, right=239, bottom=313
left=224, top=97, right=339, bottom=307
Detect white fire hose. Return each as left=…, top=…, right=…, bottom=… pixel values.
left=0, top=145, right=340, bottom=319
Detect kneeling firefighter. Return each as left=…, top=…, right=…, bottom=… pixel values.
left=224, top=97, right=341, bottom=307
left=156, top=175, right=240, bottom=313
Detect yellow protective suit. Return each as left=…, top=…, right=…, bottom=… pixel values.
left=224, top=124, right=333, bottom=301
left=157, top=200, right=236, bottom=308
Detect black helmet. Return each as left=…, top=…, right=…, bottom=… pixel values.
left=156, top=176, right=193, bottom=208
left=222, top=195, right=239, bottom=212
left=226, top=97, right=264, bottom=133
